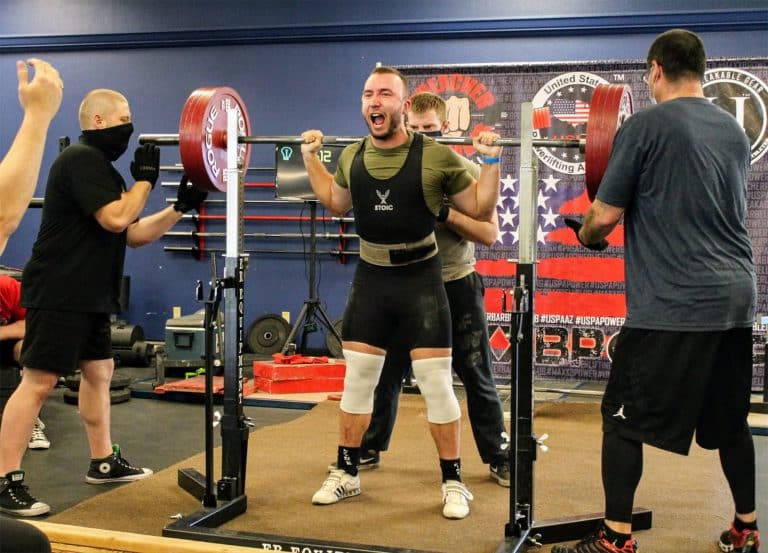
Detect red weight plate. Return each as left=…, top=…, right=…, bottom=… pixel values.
left=585, top=85, right=613, bottom=201
left=585, top=84, right=634, bottom=201
left=179, top=87, right=251, bottom=192
left=179, top=91, right=208, bottom=187
left=532, top=107, right=551, bottom=130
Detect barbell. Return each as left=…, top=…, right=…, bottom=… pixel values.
left=138, top=84, right=634, bottom=201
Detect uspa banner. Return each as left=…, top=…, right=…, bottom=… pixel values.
left=398, top=59, right=768, bottom=388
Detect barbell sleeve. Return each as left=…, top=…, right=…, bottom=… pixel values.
left=139, top=134, right=180, bottom=145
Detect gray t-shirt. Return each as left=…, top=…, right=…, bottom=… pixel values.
left=597, top=97, right=755, bottom=331
left=438, top=154, right=480, bottom=282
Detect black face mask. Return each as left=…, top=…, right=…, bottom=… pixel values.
left=81, top=122, right=134, bottom=161
left=421, top=130, right=443, bottom=138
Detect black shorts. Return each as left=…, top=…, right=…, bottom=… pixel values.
left=602, top=326, right=753, bottom=455
left=0, top=340, right=20, bottom=368
left=342, top=255, right=451, bottom=351
left=20, top=309, right=112, bottom=375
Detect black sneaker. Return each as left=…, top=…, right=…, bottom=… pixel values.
left=86, top=444, right=153, bottom=484
left=490, top=462, right=511, bottom=487
left=327, top=449, right=380, bottom=471
left=719, top=523, right=760, bottom=552
left=0, top=470, right=50, bottom=516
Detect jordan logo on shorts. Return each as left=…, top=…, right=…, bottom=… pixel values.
left=612, top=404, right=627, bottom=420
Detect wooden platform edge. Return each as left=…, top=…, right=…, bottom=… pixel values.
left=25, top=520, right=270, bottom=553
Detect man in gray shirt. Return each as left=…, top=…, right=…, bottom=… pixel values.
left=558, top=29, right=759, bottom=553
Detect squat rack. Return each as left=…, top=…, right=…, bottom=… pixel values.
left=494, top=103, right=651, bottom=553
left=157, top=101, right=653, bottom=553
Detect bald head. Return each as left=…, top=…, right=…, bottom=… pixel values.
left=79, top=89, right=130, bottom=130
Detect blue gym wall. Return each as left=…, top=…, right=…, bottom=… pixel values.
left=0, top=1, right=766, bottom=341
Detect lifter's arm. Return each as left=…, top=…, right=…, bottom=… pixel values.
left=448, top=132, right=502, bottom=221
left=300, top=130, right=352, bottom=216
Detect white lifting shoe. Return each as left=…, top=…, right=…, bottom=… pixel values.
left=442, top=480, right=473, bottom=519
left=312, top=469, right=360, bottom=505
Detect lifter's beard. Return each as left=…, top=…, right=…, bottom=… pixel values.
left=365, top=112, right=403, bottom=141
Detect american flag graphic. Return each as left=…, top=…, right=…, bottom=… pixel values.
left=549, top=98, right=590, bottom=125
left=477, top=172, right=626, bottom=318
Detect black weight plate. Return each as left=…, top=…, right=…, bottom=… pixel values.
left=325, top=317, right=344, bottom=359
left=246, top=314, right=291, bottom=355
left=110, top=323, right=145, bottom=348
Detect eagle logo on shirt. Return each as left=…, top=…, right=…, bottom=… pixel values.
left=374, top=189, right=394, bottom=211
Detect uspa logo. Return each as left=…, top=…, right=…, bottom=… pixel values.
left=531, top=72, right=609, bottom=175
left=704, top=68, right=768, bottom=165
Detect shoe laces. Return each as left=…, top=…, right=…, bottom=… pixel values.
left=6, top=481, right=39, bottom=506
left=30, top=420, right=47, bottom=441
left=443, top=481, right=473, bottom=504
left=110, top=444, right=140, bottom=470
left=113, top=454, right=140, bottom=471
left=730, top=525, right=761, bottom=549
left=321, top=469, right=346, bottom=491
left=571, top=528, right=636, bottom=553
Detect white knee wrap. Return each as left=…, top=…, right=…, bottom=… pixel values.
left=339, top=349, right=386, bottom=414
left=412, top=357, right=460, bottom=424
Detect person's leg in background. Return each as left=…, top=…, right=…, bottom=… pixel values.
left=444, top=272, right=510, bottom=486
left=357, top=327, right=412, bottom=466
left=79, top=315, right=152, bottom=485
left=6, top=339, right=51, bottom=451
left=0, top=367, right=57, bottom=516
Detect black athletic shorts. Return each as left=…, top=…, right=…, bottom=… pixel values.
left=20, top=309, right=112, bottom=375
left=0, top=340, right=19, bottom=368
left=602, top=326, right=753, bottom=455
left=342, top=255, right=451, bottom=351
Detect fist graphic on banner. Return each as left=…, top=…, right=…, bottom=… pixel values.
left=445, top=95, right=471, bottom=137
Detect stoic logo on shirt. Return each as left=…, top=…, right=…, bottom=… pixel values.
left=374, top=189, right=394, bottom=211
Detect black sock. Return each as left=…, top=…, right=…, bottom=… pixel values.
left=337, top=446, right=359, bottom=476
left=734, top=516, right=758, bottom=532
left=439, top=458, right=461, bottom=482
left=602, top=522, right=632, bottom=547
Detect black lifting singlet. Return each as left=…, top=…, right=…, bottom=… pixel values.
left=349, top=133, right=435, bottom=245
